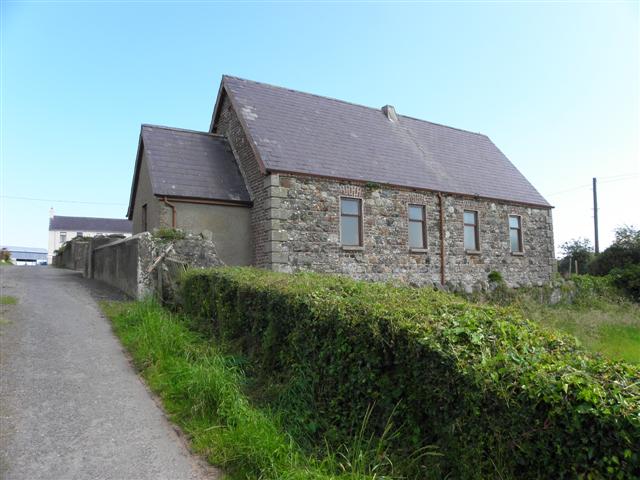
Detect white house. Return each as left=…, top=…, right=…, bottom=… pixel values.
left=48, top=209, right=132, bottom=263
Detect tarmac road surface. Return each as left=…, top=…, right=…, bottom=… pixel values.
left=0, top=266, right=220, bottom=480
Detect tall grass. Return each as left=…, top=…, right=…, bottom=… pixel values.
left=101, top=300, right=399, bottom=480
left=464, top=277, right=640, bottom=364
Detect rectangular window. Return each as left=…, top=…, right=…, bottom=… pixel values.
left=60, top=232, right=67, bottom=243
left=142, top=204, right=148, bottom=231
left=76, top=232, right=83, bottom=237
left=408, top=204, right=426, bottom=249
left=509, top=215, right=523, bottom=252
left=340, top=197, right=362, bottom=246
left=463, top=210, right=479, bottom=251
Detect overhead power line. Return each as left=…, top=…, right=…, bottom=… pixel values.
left=0, top=195, right=127, bottom=206
left=546, top=175, right=639, bottom=197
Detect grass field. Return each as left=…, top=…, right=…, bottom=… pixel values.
left=527, top=302, right=640, bottom=364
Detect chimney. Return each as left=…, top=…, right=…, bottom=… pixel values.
left=49, top=207, right=55, bottom=218
left=381, top=105, right=398, bottom=122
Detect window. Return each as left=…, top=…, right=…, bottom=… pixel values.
left=408, top=204, right=426, bottom=249
left=509, top=215, right=523, bottom=253
left=340, top=197, right=362, bottom=246
left=60, top=232, right=67, bottom=244
left=142, top=203, right=148, bottom=231
left=76, top=232, right=83, bottom=237
left=463, top=210, right=479, bottom=251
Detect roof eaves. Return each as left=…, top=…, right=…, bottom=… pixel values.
left=155, top=193, right=253, bottom=207
left=141, top=124, right=226, bottom=138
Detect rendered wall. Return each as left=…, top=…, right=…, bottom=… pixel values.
left=173, top=202, right=251, bottom=266
left=131, top=150, right=163, bottom=234
left=92, top=234, right=153, bottom=298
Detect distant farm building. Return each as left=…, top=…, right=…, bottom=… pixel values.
left=2, top=246, right=48, bottom=265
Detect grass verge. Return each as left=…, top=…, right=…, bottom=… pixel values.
left=0, top=295, right=17, bottom=305
left=100, top=300, right=398, bottom=480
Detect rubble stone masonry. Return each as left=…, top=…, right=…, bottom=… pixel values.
left=215, top=93, right=555, bottom=290
left=269, top=174, right=555, bottom=290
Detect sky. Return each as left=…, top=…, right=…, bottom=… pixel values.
left=1, top=0, right=638, bottom=256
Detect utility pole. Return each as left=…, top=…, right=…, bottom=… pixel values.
left=593, top=177, right=599, bottom=254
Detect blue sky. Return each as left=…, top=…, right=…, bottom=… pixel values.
left=1, top=1, right=638, bottom=254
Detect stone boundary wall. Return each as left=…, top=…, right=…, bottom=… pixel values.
left=52, top=238, right=91, bottom=271
left=92, top=234, right=155, bottom=298
left=53, top=232, right=223, bottom=300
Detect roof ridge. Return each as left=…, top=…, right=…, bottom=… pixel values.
left=222, top=75, right=486, bottom=137
left=141, top=124, right=226, bottom=138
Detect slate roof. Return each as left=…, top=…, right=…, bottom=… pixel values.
left=127, top=125, right=251, bottom=218
left=49, top=216, right=132, bottom=233
left=214, top=76, right=550, bottom=207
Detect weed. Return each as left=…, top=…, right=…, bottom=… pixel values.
left=153, top=228, right=186, bottom=241
left=0, top=295, right=17, bottom=305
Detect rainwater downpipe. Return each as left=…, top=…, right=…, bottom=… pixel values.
left=162, top=196, right=177, bottom=228
left=438, top=192, right=446, bottom=286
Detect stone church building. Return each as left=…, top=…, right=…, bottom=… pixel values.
left=127, top=76, right=555, bottom=289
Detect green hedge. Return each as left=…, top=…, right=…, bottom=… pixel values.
left=180, top=267, right=640, bottom=479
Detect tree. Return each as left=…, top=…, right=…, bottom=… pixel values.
left=589, top=225, right=640, bottom=276
left=558, top=238, right=593, bottom=275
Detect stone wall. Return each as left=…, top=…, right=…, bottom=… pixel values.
left=88, top=232, right=222, bottom=300
left=269, top=174, right=555, bottom=290
left=53, top=237, right=91, bottom=271
left=92, top=234, right=154, bottom=298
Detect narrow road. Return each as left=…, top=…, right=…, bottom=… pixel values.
left=0, top=266, right=219, bottom=480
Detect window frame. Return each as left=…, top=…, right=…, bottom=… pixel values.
left=339, top=196, right=363, bottom=248
left=76, top=231, right=83, bottom=238
left=59, top=231, right=67, bottom=244
left=463, top=209, right=480, bottom=253
left=508, top=214, right=524, bottom=254
left=408, top=203, right=427, bottom=251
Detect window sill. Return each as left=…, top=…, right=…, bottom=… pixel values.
left=409, top=248, right=428, bottom=254
left=342, top=245, right=364, bottom=251
left=511, top=251, right=525, bottom=256
left=465, top=249, right=481, bottom=255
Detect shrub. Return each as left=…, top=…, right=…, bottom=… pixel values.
left=609, top=265, right=640, bottom=301
left=179, top=267, right=640, bottom=479
left=487, top=270, right=503, bottom=283
left=153, top=228, right=186, bottom=241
